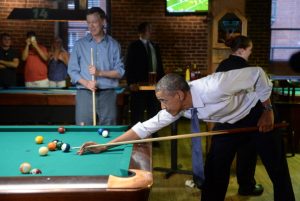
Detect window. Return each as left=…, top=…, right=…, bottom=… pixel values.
left=67, top=0, right=107, bottom=52
left=270, top=0, right=300, bottom=61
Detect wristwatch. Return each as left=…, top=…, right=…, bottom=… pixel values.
left=263, top=104, right=273, bottom=111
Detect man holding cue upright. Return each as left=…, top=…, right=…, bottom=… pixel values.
left=78, top=67, right=295, bottom=201
left=68, top=7, right=124, bottom=126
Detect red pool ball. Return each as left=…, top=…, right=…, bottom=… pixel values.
left=58, top=127, right=65, bottom=134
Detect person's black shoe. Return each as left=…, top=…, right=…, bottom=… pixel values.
left=238, top=184, right=264, bottom=196
left=193, top=176, right=204, bottom=189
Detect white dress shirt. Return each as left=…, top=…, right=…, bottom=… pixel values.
left=132, top=67, right=273, bottom=139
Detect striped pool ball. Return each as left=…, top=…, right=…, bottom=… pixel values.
left=61, top=143, right=70, bottom=152
left=19, top=162, right=31, bottom=174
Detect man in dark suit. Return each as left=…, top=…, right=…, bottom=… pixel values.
left=125, top=22, right=164, bottom=128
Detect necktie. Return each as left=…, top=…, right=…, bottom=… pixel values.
left=191, top=108, right=205, bottom=187
left=146, top=41, right=153, bottom=72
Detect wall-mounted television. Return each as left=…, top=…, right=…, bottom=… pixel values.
left=166, top=0, right=209, bottom=16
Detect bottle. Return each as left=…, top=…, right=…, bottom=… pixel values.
left=185, top=66, right=190, bottom=82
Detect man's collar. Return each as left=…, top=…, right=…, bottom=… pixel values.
left=87, top=33, right=107, bottom=43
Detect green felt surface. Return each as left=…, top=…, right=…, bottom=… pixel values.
left=0, top=125, right=132, bottom=177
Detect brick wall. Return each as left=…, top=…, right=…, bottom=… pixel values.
left=245, top=0, right=271, bottom=70
left=0, top=0, right=55, bottom=51
left=0, top=0, right=55, bottom=85
left=110, top=0, right=209, bottom=74
left=0, top=0, right=272, bottom=77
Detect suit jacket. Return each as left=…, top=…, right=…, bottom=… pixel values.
left=125, top=40, right=164, bottom=85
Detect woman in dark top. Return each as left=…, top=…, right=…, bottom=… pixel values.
left=214, top=35, right=264, bottom=196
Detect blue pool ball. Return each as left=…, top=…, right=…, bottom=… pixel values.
left=97, top=128, right=104, bottom=135
left=61, top=143, right=70, bottom=152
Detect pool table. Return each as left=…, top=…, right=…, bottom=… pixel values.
left=0, top=87, right=127, bottom=125
left=0, top=125, right=152, bottom=201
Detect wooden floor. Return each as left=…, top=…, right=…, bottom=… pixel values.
left=148, top=119, right=300, bottom=201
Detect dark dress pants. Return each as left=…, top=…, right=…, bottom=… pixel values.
left=201, top=102, right=295, bottom=201
left=129, top=91, right=160, bottom=126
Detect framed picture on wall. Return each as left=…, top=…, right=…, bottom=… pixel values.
left=212, top=10, right=247, bottom=48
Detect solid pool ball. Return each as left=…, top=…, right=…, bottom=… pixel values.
left=61, top=143, right=70, bottom=152
left=19, top=162, right=31, bottom=174
left=48, top=142, right=56, bottom=151
left=58, top=127, right=65, bottom=134
left=39, top=146, right=48, bottom=156
left=97, top=128, right=104, bottom=135
left=101, top=129, right=109, bottom=138
left=56, top=141, right=63, bottom=150
left=30, top=168, right=42, bottom=174
left=35, top=136, right=43, bottom=144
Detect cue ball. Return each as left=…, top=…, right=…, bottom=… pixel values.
left=58, top=127, right=65, bottom=134
left=101, top=129, right=109, bottom=138
left=39, top=146, right=49, bottom=156
left=35, top=136, right=43, bottom=144
left=19, top=162, right=31, bottom=174
left=61, top=143, right=70, bottom=152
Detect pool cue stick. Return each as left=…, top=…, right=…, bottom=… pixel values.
left=72, top=122, right=288, bottom=149
left=91, top=48, right=96, bottom=126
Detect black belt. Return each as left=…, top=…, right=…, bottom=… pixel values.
left=78, top=88, right=114, bottom=92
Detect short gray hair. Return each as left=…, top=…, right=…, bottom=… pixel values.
left=155, top=73, right=190, bottom=94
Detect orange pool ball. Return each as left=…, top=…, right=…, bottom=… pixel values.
left=48, top=142, right=56, bottom=151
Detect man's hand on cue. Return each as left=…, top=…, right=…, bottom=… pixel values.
left=77, top=141, right=107, bottom=155
left=257, top=110, right=274, bottom=132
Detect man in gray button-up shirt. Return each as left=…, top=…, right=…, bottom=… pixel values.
left=68, top=7, right=124, bottom=125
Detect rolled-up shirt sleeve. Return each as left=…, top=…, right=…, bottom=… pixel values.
left=205, top=67, right=272, bottom=102
left=132, top=109, right=181, bottom=139
left=68, top=43, right=82, bottom=84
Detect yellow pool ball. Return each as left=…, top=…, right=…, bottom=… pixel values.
left=35, top=136, right=44, bottom=144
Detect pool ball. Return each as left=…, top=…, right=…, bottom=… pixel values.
left=97, top=128, right=104, bottom=135
left=56, top=141, right=63, bottom=150
left=39, top=146, right=49, bottom=156
left=52, top=139, right=60, bottom=144
left=58, top=127, right=65, bottom=134
left=30, top=168, right=42, bottom=174
left=35, top=136, right=43, bottom=144
left=101, top=129, right=109, bottom=138
left=61, top=143, right=70, bottom=152
left=19, top=162, right=31, bottom=174
left=48, top=142, right=56, bottom=151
